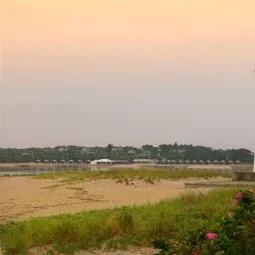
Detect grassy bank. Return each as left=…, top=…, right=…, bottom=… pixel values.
left=0, top=188, right=237, bottom=254
left=33, top=169, right=231, bottom=182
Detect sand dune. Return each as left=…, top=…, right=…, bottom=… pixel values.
left=0, top=176, right=212, bottom=222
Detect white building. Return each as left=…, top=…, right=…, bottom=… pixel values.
left=90, top=159, right=115, bottom=165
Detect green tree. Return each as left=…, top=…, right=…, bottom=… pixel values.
left=106, top=144, right=113, bottom=156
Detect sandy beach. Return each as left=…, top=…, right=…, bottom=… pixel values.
left=0, top=176, right=213, bottom=223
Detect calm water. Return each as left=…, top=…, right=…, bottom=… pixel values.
left=0, top=170, right=59, bottom=176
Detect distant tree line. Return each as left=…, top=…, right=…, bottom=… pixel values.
left=0, top=143, right=253, bottom=163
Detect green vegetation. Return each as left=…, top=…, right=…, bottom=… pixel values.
left=0, top=144, right=253, bottom=163
left=33, top=169, right=231, bottom=182
left=154, top=188, right=255, bottom=255
left=0, top=189, right=239, bottom=254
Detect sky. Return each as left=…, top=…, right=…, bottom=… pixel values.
left=1, top=0, right=255, bottom=150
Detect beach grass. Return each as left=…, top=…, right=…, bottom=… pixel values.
left=0, top=188, right=237, bottom=254
left=33, top=169, right=231, bottom=182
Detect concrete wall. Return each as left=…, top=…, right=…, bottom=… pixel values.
left=232, top=171, right=255, bottom=182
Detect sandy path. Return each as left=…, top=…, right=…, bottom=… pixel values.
left=0, top=176, right=198, bottom=222
left=27, top=246, right=158, bottom=255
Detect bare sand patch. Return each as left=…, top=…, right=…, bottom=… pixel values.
left=27, top=246, right=158, bottom=255
left=75, top=248, right=157, bottom=255
left=0, top=176, right=217, bottom=223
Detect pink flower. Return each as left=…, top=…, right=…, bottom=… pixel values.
left=206, top=232, right=218, bottom=240
left=248, top=188, right=254, bottom=193
left=228, top=212, right=233, bottom=217
left=234, top=199, right=240, bottom=206
left=237, top=192, right=243, bottom=199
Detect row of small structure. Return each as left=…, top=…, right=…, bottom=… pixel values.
left=159, top=160, right=240, bottom=165
left=35, top=159, right=241, bottom=165
left=36, top=159, right=85, bottom=164
left=35, top=159, right=126, bottom=164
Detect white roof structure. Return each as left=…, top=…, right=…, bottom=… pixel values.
left=90, top=159, right=115, bottom=165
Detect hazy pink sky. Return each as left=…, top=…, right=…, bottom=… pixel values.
left=1, top=0, right=255, bottom=150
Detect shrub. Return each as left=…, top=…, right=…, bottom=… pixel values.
left=153, top=188, right=255, bottom=255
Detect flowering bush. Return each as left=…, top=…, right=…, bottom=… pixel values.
left=205, top=233, right=218, bottom=240
left=153, top=188, right=255, bottom=255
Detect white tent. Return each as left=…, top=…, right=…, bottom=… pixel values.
left=90, top=159, right=115, bottom=165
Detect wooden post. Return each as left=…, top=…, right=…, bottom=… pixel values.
left=253, top=153, right=255, bottom=173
